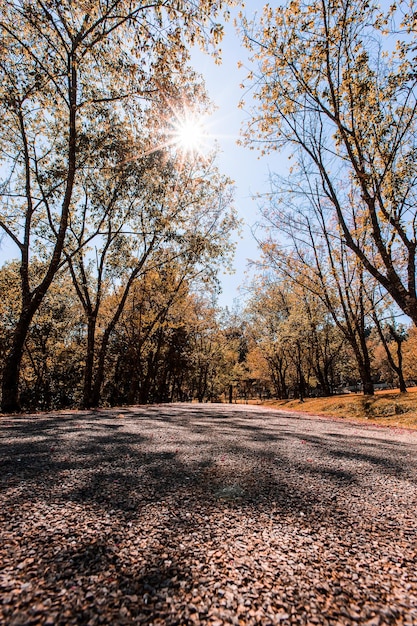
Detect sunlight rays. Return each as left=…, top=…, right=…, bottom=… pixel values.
left=170, top=111, right=208, bottom=158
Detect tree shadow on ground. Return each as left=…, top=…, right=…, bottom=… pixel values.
left=1, top=404, right=416, bottom=516
left=2, top=404, right=417, bottom=625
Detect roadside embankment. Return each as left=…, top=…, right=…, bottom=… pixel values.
left=254, top=388, right=417, bottom=430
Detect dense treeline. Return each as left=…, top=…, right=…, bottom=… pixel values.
left=1, top=254, right=416, bottom=410
left=245, top=278, right=417, bottom=400
left=0, top=261, right=247, bottom=409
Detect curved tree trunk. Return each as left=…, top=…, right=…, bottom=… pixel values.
left=1, top=317, right=29, bottom=413
left=396, top=340, right=407, bottom=393
left=82, top=316, right=98, bottom=409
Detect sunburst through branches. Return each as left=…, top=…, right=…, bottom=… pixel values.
left=170, top=110, right=209, bottom=159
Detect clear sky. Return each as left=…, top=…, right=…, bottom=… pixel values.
left=190, top=1, right=281, bottom=309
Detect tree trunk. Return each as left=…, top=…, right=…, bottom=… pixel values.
left=2, top=291, right=55, bottom=411
left=315, top=365, right=331, bottom=397
left=396, top=340, right=407, bottom=393
left=358, top=363, right=374, bottom=396
left=127, top=368, right=140, bottom=405
left=296, top=342, right=305, bottom=401
left=90, top=330, right=111, bottom=408
left=138, top=362, right=154, bottom=405
left=82, top=316, right=97, bottom=409
left=398, top=370, right=407, bottom=394
left=1, top=318, right=29, bottom=412
left=297, top=368, right=305, bottom=402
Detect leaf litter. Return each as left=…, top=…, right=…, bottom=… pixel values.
left=1, top=403, right=417, bottom=625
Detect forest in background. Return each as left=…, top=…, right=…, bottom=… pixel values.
left=1, top=0, right=417, bottom=412
left=1, top=257, right=417, bottom=410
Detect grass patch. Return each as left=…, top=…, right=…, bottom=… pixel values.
left=252, top=387, right=417, bottom=429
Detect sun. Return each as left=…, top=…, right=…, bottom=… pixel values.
left=171, top=112, right=207, bottom=156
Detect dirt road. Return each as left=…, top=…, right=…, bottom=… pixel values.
left=1, top=403, right=417, bottom=625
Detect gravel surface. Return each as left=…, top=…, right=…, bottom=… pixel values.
left=1, top=403, right=417, bottom=625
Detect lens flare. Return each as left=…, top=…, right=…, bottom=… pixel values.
left=172, top=113, right=207, bottom=156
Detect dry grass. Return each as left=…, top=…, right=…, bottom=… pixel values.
left=253, top=387, right=417, bottom=430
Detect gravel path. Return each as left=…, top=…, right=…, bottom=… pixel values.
left=1, top=403, right=417, bottom=625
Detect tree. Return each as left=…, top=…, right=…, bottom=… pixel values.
left=245, top=345, right=272, bottom=400
left=246, top=277, right=347, bottom=399
left=107, top=267, right=196, bottom=405
left=0, top=261, right=83, bottom=410
left=254, top=163, right=378, bottom=395
left=0, top=0, right=233, bottom=412
left=295, top=285, right=344, bottom=397
left=239, top=0, right=417, bottom=325
left=369, top=302, right=409, bottom=393
left=245, top=281, right=293, bottom=399
left=64, top=111, right=235, bottom=407
left=187, top=297, right=225, bottom=402
left=403, top=326, right=417, bottom=384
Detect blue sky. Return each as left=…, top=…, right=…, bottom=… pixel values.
left=191, top=2, right=280, bottom=308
